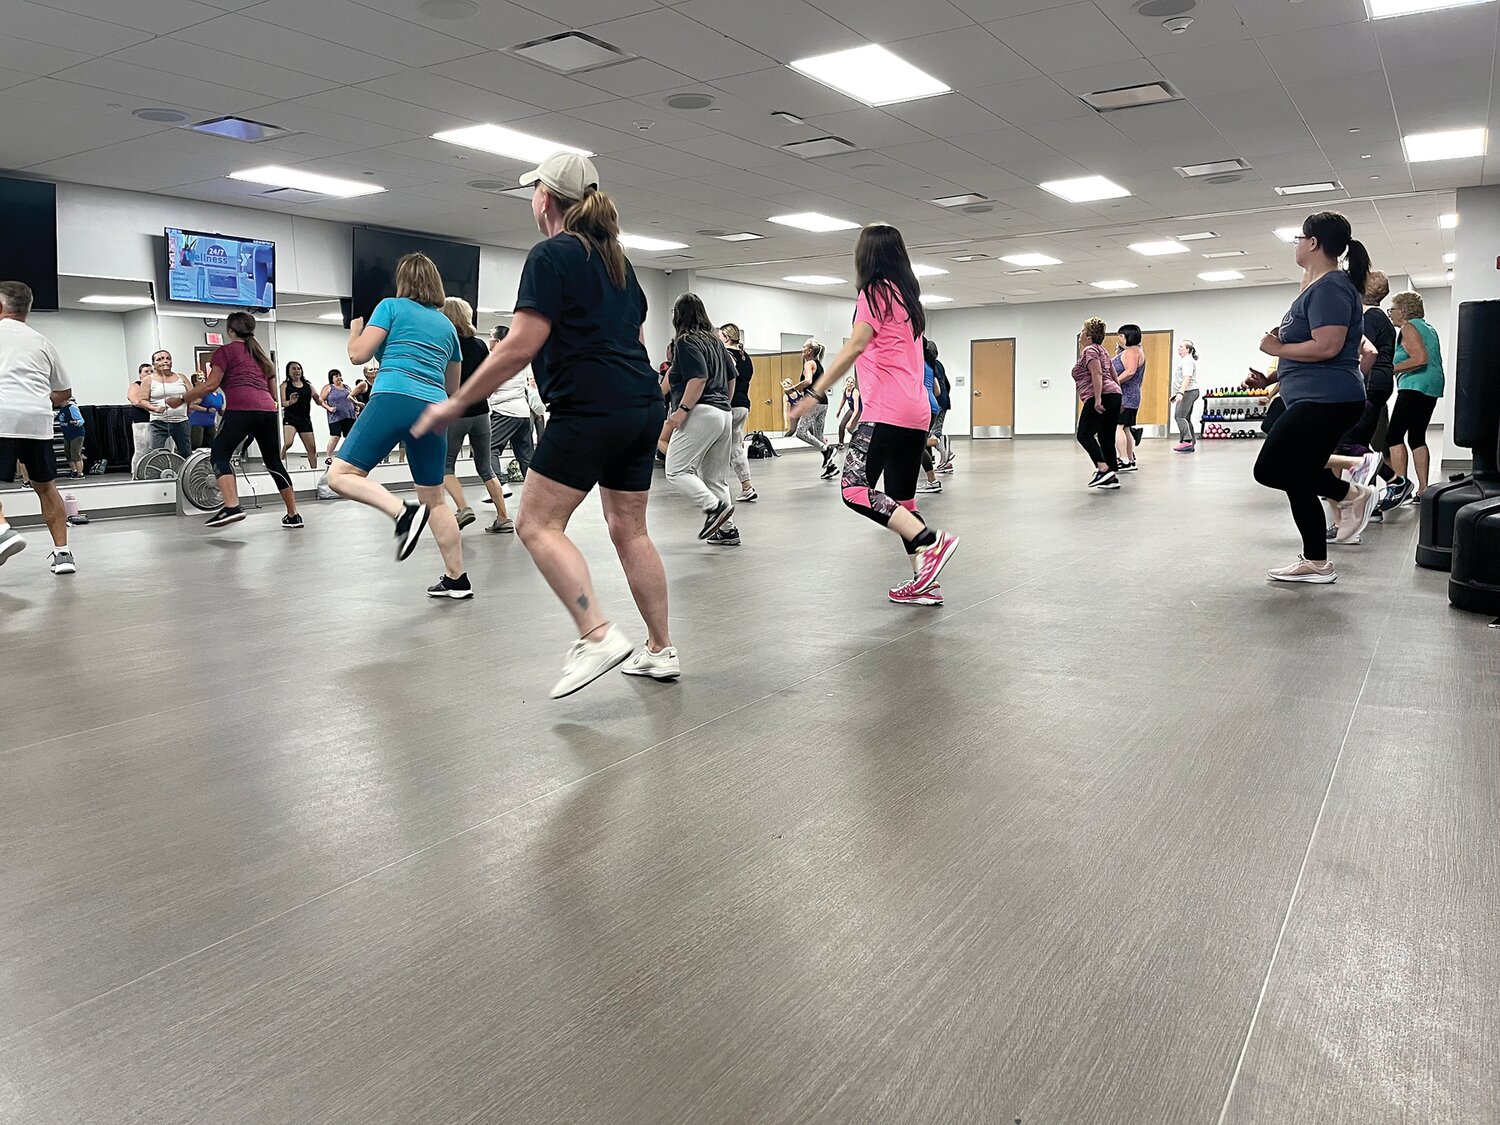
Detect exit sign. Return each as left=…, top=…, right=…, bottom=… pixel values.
left=205, top=333, right=223, bottom=345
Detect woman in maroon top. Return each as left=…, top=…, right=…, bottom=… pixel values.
left=182, top=311, right=301, bottom=529
left=1073, top=316, right=1123, bottom=490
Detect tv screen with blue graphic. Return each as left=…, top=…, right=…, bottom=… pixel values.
left=164, top=227, right=275, bottom=309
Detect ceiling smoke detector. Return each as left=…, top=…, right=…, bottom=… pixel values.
left=963, top=203, right=995, bottom=214
left=665, top=92, right=717, bottom=110
left=1163, top=16, right=1194, bottom=31
left=508, top=31, right=633, bottom=75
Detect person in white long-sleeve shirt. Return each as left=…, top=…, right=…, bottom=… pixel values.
left=487, top=325, right=536, bottom=482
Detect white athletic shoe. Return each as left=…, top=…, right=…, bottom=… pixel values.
left=1335, top=482, right=1379, bottom=544
left=549, top=623, right=634, bottom=699
left=621, top=642, right=681, bottom=681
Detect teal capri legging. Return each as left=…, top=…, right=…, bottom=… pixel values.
left=335, top=391, right=447, bottom=486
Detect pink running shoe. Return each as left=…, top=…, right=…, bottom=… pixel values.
left=910, top=530, right=958, bottom=594
left=889, top=581, right=943, bottom=606
left=1174, top=441, right=1195, bottom=453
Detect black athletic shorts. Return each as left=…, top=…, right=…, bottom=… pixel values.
left=1118, top=406, right=1139, bottom=427
left=530, top=400, right=667, bottom=493
left=0, top=436, right=56, bottom=484
left=330, top=417, right=356, bottom=437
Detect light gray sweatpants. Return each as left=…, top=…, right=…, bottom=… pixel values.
left=730, top=405, right=751, bottom=485
left=666, top=406, right=734, bottom=513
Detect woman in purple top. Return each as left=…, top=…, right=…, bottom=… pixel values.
left=181, top=310, right=301, bottom=530
left=1073, top=316, right=1123, bottom=489
left=1113, top=324, right=1145, bottom=472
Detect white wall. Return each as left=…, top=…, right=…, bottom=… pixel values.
left=930, top=279, right=1450, bottom=439
left=28, top=309, right=129, bottom=406
left=689, top=276, right=852, bottom=357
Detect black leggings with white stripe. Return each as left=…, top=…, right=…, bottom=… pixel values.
left=212, top=410, right=293, bottom=491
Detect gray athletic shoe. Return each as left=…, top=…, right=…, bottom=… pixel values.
left=0, top=525, right=28, bottom=566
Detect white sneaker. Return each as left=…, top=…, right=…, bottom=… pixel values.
left=549, top=623, right=633, bottom=699
left=621, top=642, right=681, bottom=681
left=1335, top=482, right=1379, bottom=544
left=916, top=479, right=942, bottom=494
left=1267, top=556, right=1336, bottom=584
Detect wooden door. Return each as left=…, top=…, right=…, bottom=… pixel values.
left=1139, top=330, right=1173, bottom=428
left=970, top=338, right=1015, bottom=435
left=747, top=353, right=783, bottom=433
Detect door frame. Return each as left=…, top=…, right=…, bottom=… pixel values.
left=969, top=336, right=1016, bottom=439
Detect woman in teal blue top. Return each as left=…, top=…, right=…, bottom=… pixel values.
left=1383, top=290, right=1445, bottom=506
left=327, top=251, right=471, bottom=599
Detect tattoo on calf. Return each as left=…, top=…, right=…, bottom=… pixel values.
left=577, top=594, right=589, bottom=611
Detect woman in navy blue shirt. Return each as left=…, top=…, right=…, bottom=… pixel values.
left=1248, top=212, right=1381, bottom=583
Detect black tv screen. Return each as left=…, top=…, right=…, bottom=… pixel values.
left=351, top=226, right=480, bottom=324
left=0, top=177, right=58, bottom=311
left=164, top=227, right=275, bottom=309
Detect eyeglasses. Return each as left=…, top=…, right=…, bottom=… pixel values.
left=1291, top=234, right=1313, bottom=243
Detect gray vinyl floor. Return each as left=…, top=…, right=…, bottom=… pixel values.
left=2, top=438, right=1496, bottom=1125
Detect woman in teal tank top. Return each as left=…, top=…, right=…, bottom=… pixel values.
left=1385, top=290, right=1444, bottom=503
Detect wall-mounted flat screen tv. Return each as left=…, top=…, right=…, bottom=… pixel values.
left=351, top=226, right=480, bottom=324
left=164, top=227, right=275, bottom=308
left=0, top=177, right=59, bottom=311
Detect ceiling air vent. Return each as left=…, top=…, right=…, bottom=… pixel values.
left=949, top=252, right=994, bottom=262
left=509, top=31, right=633, bottom=75
left=1174, top=158, right=1251, bottom=178
left=1082, top=81, right=1181, bottom=112
left=189, top=115, right=291, bottom=142
left=930, top=193, right=989, bottom=208
left=780, top=135, right=858, bottom=159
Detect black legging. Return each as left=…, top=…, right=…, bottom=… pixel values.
left=212, top=409, right=293, bottom=491
left=1254, top=399, right=1362, bottom=561
left=1335, top=372, right=1393, bottom=455
left=1077, top=394, right=1122, bottom=471
left=1386, top=388, right=1438, bottom=451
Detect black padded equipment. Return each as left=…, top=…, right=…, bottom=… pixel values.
left=1449, top=495, right=1500, bottom=615
left=1416, top=299, right=1500, bottom=570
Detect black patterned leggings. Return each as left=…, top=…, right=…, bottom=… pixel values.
left=840, top=421, right=927, bottom=552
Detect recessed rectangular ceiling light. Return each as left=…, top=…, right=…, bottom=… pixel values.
left=1274, top=227, right=1303, bottom=243
left=913, top=264, right=949, bottom=277
left=919, top=294, right=954, bottom=304
left=318, top=312, right=344, bottom=321
left=189, top=115, right=291, bottom=143
left=929, top=193, right=989, bottom=208
left=780, top=135, right=860, bottom=159
left=714, top=232, right=763, bottom=242
left=1174, top=158, right=1251, bottom=178
left=1039, top=175, right=1130, bottom=203
left=1444, top=252, right=1456, bottom=263
left=769, top=212, right=858, bottom=232
left=788, top=45, right=950, bottom=107
left=1081, top=81, right=1181, bottom=112
left=949, top=252, right=993, bottom=262
left=1129, top=240, right=1189, bottom=256
left=782, top=275, right=846, bottom=286
left=1403, top=127, right=1486, bottom=162
left=228, top=165, right=385, bottom=197
left=1440, top=212, right=1458, bottom=228
left=1203, top=249, right=1247, bottom=258
left=772, top=111, right=805, bottom=125
left=1176, top=231, right=1217, bottom=241
left=1091, top=279, right=1137, bottom=290
left=79, top=294, right=155, bottom=307
left=508, top=31, right=632, bottom=75
left=1368, top=0, right=1491, bottom=17
left=1001, top=252, right=1062, bottom=267
left=1276, top=180, right=1341, bottom=196
left=620, top=234, right=688, bottom=251
left=431, top=124, right=593, bottom=163
left=1198, top=270, right=1245, bottom=282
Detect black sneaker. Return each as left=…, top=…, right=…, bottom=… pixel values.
left=427, top=573, right=473, bottom=599
left=707, top=526, right=741, bottom=547
left=820, top=459, right=840, bottom=479
left=698, top=500, right=732, bottom=540
left=282, top=513, right=304, bottom=530
left=820, top=446, right=834, bottom=471
left=1086, top=470, right=1106, bottom=488
left=206, top=506, right=245, bottom=528
left=394, top=501, right=429, bottom=561
left=1092, top=470, right=1120, bottom=490
left=1118, top=460, right=1138, bottom=473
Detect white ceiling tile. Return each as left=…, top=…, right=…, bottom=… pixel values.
left=566, top=97, right=718, bottom=144
left=890, top=26, right=1040, bottom=89
left=1152, top=42, right=1283, bottom=99
left=575, top=58, right=695, bottom=98
left=296, top=87, right=464, bottom=137
left=1374, top=2, right=1500, bottom=65
left=342, top=0, right=565, bottom=48
left=170, top=14, right=405, bottom=83
left=880, top=95, right=1008, bottom=140
left=1234, top=0, right=1394, bottom=36
left=553, top=0, right=660, bottom=22
left=1, top=0, right=155, bottom=54
left=1050, top=57, right=1164, bottom=96
left=45, top=57, right=279, bottom=116
left=672, top=0, right=860, bottom=62
left=442, top=51, right=617, bottom=109
left=356, top=70, right=545, bottom=123
left=709, top=66, right=862, bottom=117
left=1109, top=0, right=1252, bottom=56
left=253, top=99, right=422, bottom=147
left=0, top=36, right=88, bottom=76
left=804, top=0, right=974, bottom=41
left=104, top=37, right=340, bottom=99
left=237, top=0, right=485, bottom=67
left=950, top=126, right=1063, bottom=165
left=590, top=8, right=776, bottom=82
left=984, top=3, right=1140, bottom=74
left=1262, top=22, right=1381, bottom=84
left=801, top=107, right=933, bottom=149
left=966, top=76, right=1091, bottom=125
left=1106, top=100, right=1223, bottom=146
left=1387, top=58, right=1493, bottom=130
left=29, top=0, right=224, bottom=33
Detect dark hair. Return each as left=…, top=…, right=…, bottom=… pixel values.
left=1083, top=317, right=1106, bottom=344
left=138, top=363, right=152, bottom=373
left=1182, top=340, right=1198, bottom=360
left=922, top=337, right=938, bottom=364
left=493, top=325, right=509, bottom=342
left=226, top=310, right=273, bottom=377
left=556, top=187, right=628, bottom=290
left=1302, top=211, right=1370, bottom=293
left=1118, top=323, right=1142, bottom=348
left=285, top=360, right=303, bottom=380
left=328, top=368, right=343, bottom=380
left=854, top=224, right=925, bottom=340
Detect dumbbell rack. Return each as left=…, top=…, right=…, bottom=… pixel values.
left=1200, top=390, right=1270, bottom=439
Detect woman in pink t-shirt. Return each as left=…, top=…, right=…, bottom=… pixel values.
left=1072, top=316, right=1123, bottom=490
left=790, top=223, right=958, bottom=606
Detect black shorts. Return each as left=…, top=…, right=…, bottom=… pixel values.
left=0, top=436, right=56, bottom=484
left=1118, top=406, right=1139, bottom=427
left=284, top=415, right=314, bottom=435
left=330, top=417, right=356, bottom=437
left=530, top=401, right=666, bottom=493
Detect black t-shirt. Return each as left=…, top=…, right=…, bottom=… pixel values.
left=668, top=334, right=732, bottom=411
left=457, top=334, right=490, bottom=417
left=932, top=358, right=951, bottom=411
left=1362, top=306, right=1397, bottom=399
left=130, top=379, right=149, bottom=423
left=514, top=233, right=658, bottom=415
left=728, top=347, right=753, bottom=409
left=283, top=379, right=313, bottom=418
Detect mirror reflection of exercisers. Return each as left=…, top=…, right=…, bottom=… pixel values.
left=164, top=227, right=274, bottom=309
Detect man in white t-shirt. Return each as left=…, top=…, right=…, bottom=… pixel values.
left=486, top=325, right=535, bottom=480
left=0, top=281, right=76, bottom=575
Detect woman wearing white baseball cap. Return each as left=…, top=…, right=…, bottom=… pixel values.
left=413, top=152, right=675, bottom=698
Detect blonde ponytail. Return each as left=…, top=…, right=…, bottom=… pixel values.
left=561, top=187, right=627, bottom=289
